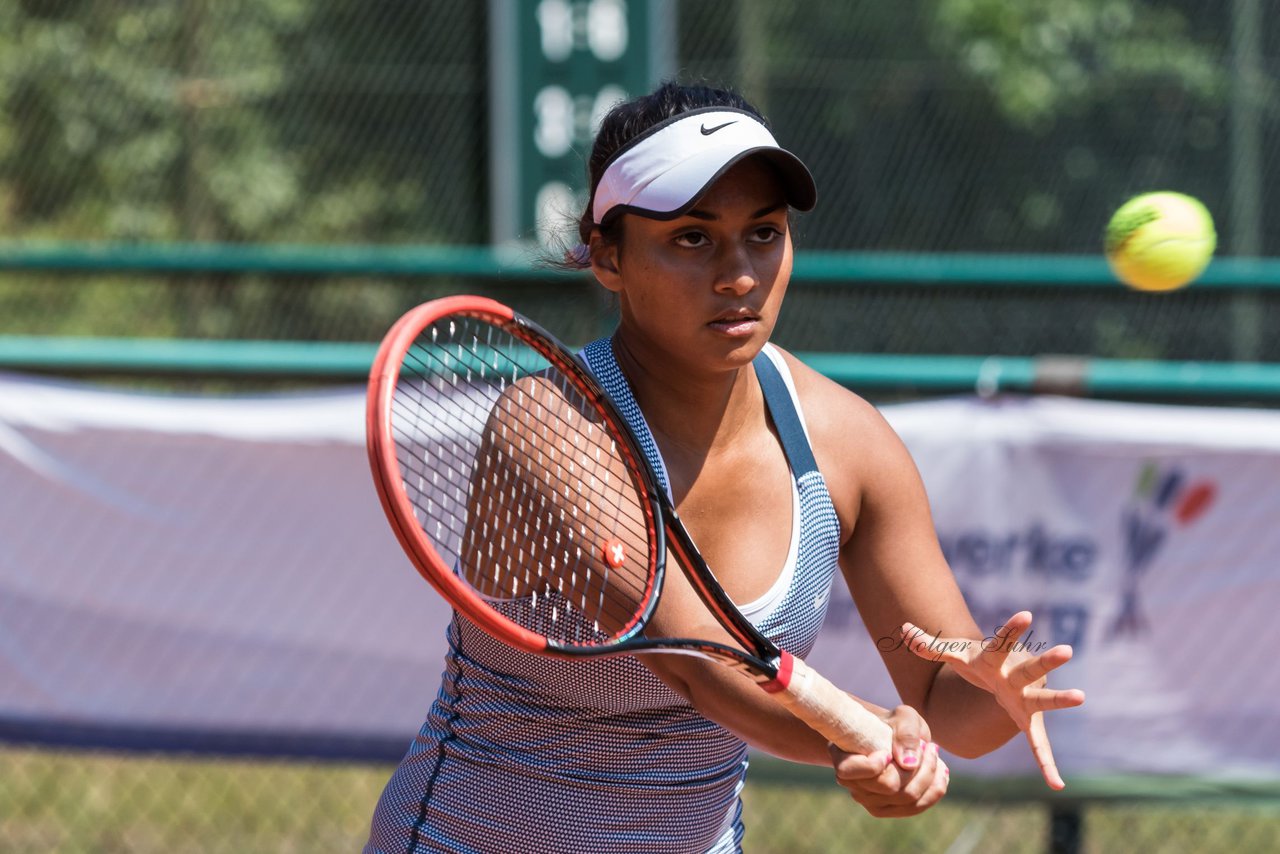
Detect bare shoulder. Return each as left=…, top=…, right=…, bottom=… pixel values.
left=769, top=346, right=904, bottom=459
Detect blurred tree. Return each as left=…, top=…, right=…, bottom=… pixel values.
left=676, top=0, right=1242, bottom=254
left=268, top=0, right=487, bottom=244
left=929, top=0, right=1223, bottom=128
left=0, top=0, right=309, bottom=242
left=0, top=0, right=487, bottom=245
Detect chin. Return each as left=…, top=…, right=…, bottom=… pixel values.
left=709, top=333, right=771, bottom=370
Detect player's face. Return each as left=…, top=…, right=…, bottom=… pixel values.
left=595, top=156, right=793, bottom=374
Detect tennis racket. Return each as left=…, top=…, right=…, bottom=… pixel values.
left=366, top=295, right=892, bottom=755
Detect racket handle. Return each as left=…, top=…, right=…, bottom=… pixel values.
left=764, top=651, right=894, bottom=755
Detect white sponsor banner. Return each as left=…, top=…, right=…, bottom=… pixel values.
left=1, top=373, right=1278, bottom=777
left=811, top=396, right=1280, bottom=780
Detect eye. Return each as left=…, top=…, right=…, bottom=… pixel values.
left=749, top=225, right=783, bottom=244
left=673, top=231, right=710, bottom=248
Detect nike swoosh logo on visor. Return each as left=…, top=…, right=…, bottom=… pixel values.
left=700, top=121, right=737, bottom=135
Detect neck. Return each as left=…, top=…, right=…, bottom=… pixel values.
left=610, top=331, right=763, bottom=458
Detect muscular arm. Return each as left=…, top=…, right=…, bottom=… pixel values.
left=785, top=352, right=1021, bottom=758
left=838, top=417, right=1020, bottom=756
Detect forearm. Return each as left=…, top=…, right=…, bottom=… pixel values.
left=641, top=653, right=883, bottom=766
left=919, top=665, right=1019, bottom=758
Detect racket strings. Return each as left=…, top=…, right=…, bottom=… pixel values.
left=390, top=316, right=656, bottom=645
left=390, top=365, right=642, bottom=549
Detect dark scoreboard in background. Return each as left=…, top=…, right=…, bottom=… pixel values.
left=489, top=0, right=673, bottom=246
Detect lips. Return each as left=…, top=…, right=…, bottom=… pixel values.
left=707, top=308, right=762, bottom=337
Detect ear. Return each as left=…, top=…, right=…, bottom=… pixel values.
left=588, top=231, right=623, bottom=294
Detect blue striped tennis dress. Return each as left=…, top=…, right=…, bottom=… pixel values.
left=365, top=340, right=844, bottom=854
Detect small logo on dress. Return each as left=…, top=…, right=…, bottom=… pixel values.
left=813, top=586, right=831, bottom=611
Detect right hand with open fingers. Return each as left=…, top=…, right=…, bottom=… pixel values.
left=901, top=612, right=1084, bottom=790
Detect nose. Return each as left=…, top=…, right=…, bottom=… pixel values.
left=712, top=241, right=758, bottom=296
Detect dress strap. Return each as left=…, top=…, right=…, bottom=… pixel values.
left=752, top=349, right=819, bottom=480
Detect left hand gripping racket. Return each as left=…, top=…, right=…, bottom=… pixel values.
left=366, top=295, right=892, bottom=755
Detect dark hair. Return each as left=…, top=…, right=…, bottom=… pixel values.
left=565, top=81, right=768, bottom=266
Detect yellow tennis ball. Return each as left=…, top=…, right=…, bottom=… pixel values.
left=1104, top=192, right=1216, bottom=292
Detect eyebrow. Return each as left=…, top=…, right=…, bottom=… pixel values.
left=684, top=202, right=787, bottom=221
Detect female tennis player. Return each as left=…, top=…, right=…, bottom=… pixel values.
left=365, top=82, right=1084, bottom=853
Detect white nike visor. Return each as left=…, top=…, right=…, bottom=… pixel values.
left=591, top=107, right=817, bottom=227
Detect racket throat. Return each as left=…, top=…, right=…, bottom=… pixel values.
left=661, top=641, right=787, bottom=686
left=756, top=649, right=794, bottom=693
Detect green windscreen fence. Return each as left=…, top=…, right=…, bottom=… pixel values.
left=2, top=0, right=1278, bottom=370
left=3, top=1, right=1275, bottom=253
